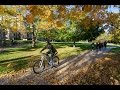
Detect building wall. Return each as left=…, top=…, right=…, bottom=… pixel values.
left=0, top=29, right=33, bottom=41
left=0, top=29, right=6, bottom=46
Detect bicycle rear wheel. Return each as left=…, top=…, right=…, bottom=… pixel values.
left=53, top=56, right=59, bottom=66
left=33, top=60, right=45, bottom=74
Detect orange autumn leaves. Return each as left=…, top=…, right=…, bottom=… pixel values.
left=26, top=14, right=34, bottom=24
left=25, top=5, right=87, bottom=30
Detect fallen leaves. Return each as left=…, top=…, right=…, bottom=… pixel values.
left=78, top=53, right=120, bottom=85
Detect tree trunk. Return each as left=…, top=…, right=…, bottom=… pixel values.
left=73, top=41, right=76, bottom=47
left=2, top=32, right=6, bottom=46
left=32, top=24, right=36, bottom=48
left=32, top=34, right=36, bottom=48
left=10, top=32, right=14, bottom=46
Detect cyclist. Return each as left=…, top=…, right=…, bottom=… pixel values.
left=103, top=41, right=107, bottom=49
left=40, top=40, right=57, bottom=65
left=91, top=42, right=95, bottom=51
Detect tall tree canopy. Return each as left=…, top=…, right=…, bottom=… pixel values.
left=0, top=5, right=119, bottom=47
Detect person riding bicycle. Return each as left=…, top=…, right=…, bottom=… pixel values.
left=91, top=42, right=95, bottom=51
left=40, top=40, right=57, bottom=64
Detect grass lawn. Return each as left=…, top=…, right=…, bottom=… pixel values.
left=110, top=45, right=120, bottom=54
left=107, top=43, right=120, bottom=54
left=0, top=41, right=91, bottom=75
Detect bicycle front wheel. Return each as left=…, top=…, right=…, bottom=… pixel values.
left=33, top=60, right=45, bottom=74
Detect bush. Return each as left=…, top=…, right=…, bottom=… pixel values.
left=14, top=40, right=32, bottom=45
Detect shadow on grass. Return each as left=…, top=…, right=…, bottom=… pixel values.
left=0, top=48, right=36, bottom=55
left=0, top=55, right=41, bottom=72
left=0, top=42, right=46, bottom=54
left=0, top=56, right=32, bottom=64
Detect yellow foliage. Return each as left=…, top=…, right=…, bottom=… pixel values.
left=58, top=5, right=66, bottom=12
left=44, top=9, right=52, bottom=18
left=27, top=5, right=39, bottom=16
left=58, top=5, right=66, bottom=18
left=55, top=20, right=65, bottom=29
left=82, top=16, right=91, bottom=27
left=26, top=14, right=34, bottom=24
left=12, top=26, right=17, bottom=32
left=0, top=5, right=5, bottom=14
left=55, top=21, right=63, bottom=27
left=83, top=5, right=93, bottom=12
left=68, top=9, right=86, bottom=21
left=38, top=20, right=52, bottom=29
left=96, top=5, right=102, bottom=9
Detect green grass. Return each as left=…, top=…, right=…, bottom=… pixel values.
left=111, top=47, right=120, bottom=53
left=107, top=43, right=120, bottom=53
left=0, top=41, right=91, bottom=75
left=0, top=41, right=119, bottom=75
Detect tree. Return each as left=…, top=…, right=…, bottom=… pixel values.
left=0, top=5, right=19, bottom=46
left=103, top=12, right=119, bottom=43
left=24, top=5, right=58, bottom=47
left=1, top=5, right=119, bottom=47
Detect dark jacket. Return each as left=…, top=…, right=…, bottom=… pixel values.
left=41, top=43, right=57, bottom=54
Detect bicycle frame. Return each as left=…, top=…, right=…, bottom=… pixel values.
left=40, top=52, right=58, bottom=64
left=41, top=53, right=49, bottom=62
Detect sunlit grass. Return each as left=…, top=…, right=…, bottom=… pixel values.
left=0, top=48, right=40, bottom=62
left=0, top=42, right=90, bottom=75
left=57, top=46, right=83, bottom=59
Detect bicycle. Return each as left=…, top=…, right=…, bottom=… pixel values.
left=33, top=52, right=59, bottom=74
